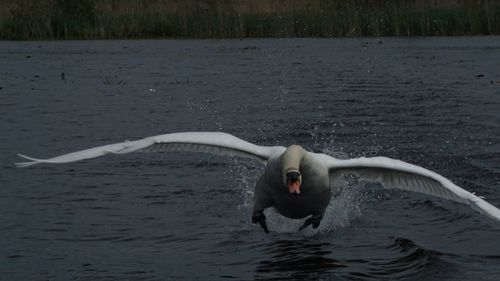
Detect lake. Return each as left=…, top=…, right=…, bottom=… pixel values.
left=1, top=38, right=500, bottom=280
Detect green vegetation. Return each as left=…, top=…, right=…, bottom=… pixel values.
left=1, top=0, right=499, bottom=39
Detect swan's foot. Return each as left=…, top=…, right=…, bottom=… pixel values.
left=252, top=211, right=269, bottom=234
left=299, top=215, right=323, bottom=230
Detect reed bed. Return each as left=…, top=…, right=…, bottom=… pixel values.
left=1, top=0, right=499, bottom=39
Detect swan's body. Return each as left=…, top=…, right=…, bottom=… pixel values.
left=16, top=132, right=500, bottom=232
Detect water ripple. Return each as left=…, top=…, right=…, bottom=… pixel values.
left=251, top=237, right=450, bottom=281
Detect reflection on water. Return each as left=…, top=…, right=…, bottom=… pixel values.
left=254, top=237, right=450, bottom=281
left=255, top=239, right=343, bottom=280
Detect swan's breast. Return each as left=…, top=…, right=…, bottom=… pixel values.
left=265, top=154, right=332, bottom=219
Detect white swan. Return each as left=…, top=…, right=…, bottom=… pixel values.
left=15, top=132, right=500, bottom=233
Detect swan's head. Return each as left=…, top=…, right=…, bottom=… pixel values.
left=282, top=145, right=305, bottom=195
left=285, top=169, right=302, bottom=195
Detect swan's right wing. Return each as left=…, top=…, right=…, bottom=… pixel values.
left=321, top=155, right=500, bottom=222
left=16, top=132, right=286, bottom=167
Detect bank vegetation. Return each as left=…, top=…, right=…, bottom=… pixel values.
left=0, top=0, right=498, bottom=39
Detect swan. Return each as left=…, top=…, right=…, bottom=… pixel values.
left=15, top=132, right=500, bottom=233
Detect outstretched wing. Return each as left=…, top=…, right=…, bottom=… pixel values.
left=321, top=155, right=500, bottom=222
left=16, top=132, right=286, bottom=168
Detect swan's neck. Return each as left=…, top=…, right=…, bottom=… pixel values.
left=281, top=145, right=305, bottom=181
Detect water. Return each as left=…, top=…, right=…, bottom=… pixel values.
left=1, top=38, right=500, bottom=280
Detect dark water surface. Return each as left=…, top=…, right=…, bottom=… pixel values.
left=1, top=38, right=500, bottom=280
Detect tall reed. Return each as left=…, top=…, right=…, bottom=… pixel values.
left=0, top=0, right=498, bottom=39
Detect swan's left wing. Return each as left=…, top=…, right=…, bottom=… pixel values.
left=16, top=132, right=286, bottom=168
left=321, top=154, right=500, bottom=222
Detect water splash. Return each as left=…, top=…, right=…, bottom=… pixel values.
left=321, top=183, right=366, bottom=232
left=226, top=159, right=262, bottom=210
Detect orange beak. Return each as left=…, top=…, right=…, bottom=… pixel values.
left=288, top=181, right=301, bottom=194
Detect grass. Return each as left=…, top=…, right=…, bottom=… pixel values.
left=0, top=0, right=499, bottom=39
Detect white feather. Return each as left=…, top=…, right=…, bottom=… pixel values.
left=322, top=155, right=500, bottom=222
left=15, top=132, right=285, bottom=167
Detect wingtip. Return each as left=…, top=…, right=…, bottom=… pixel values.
left=17, top=154, right=39, bottom=161
left=15, top=154, right=39, bottom=168
left=14, top=162, right=36, bottom=168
